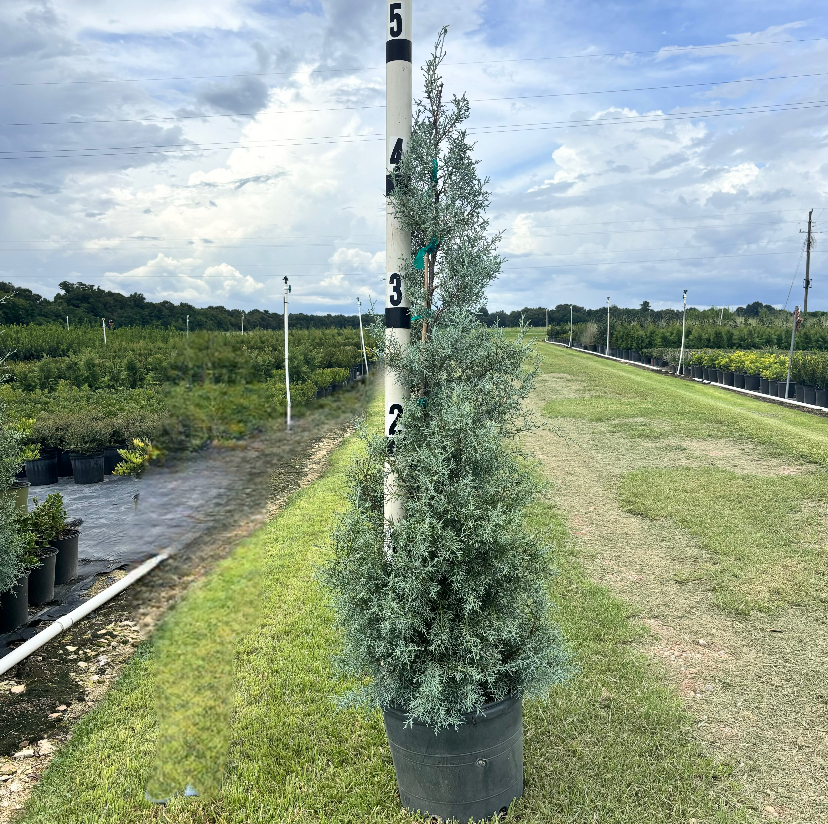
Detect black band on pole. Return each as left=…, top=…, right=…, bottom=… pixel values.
left=385, top=307, right=411, bottom=328
left=386, top=39, right=412, bottom=63
left=386, top=173, right=394, bottom=196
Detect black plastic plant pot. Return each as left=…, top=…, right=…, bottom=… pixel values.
left=383, top=696, right=523, bottom=824
left=57, top=450, right=73, bottom=477
left=744, top=374, right=760, bottom=392
left=25, top=453, right=59, bottom=487
left=734, top=373, right=745, bottom=389
left=794, top=384, right=805, bottom=403
left=104, top=445, right=126, bottom=476
left=760, top=377, right=769, bottom=394
left=0, top=574, right=29, bottom=632
left=804, top=386, right=816, bottom=405
left=723, top=372, right=734, bottom=386
left=816, top=388, right=828, bottom=408
left=70, top=452, right=105, bottom=485
left=54, top=534, right=80, bottom=584
left=28, top=548, right=58, bottom=605
left=715, top=369, right=724, bottom=383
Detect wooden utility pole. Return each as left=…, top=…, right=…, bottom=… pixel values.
left=802, top=209, right=814, bottom=314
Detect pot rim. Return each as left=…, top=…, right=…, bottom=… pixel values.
left=383, top=694, right=520, bottom=726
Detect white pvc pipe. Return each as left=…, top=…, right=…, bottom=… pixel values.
left=0, top=552, right=169, bottom=676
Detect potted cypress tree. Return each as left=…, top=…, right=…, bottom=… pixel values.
left=323, top=30, right=570, bottom=823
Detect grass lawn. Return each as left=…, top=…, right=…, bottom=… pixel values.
left=530, top=338, right=828, bottom=822
left=17, top=382, right=752, bottom=823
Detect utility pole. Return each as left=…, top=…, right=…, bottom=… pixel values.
left=678, top=290, right=688, bottom=374
left=785, top=306, right=801, bottom=400
left=283, top=276, right=292, bottom=429
left=569, top=305, right=573, bottom=347
left=384, top=0, right=412, bottom=547
left=606, top=297, right=610, bottom=355
left=802, top=209, right=814, bottom=314
left=357, top=297, right=369, bottom=377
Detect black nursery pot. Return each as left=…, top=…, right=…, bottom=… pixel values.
left=28, top=548, right=58, bottom=605
left=734, top=373, right=745, bottom=389
left=25, top=453, right=59, bottom=487
left=804, top=386, right=816, bottom=405
left=54, top=533, right=80, bottom=584
left=57, top=449, right=73, bottom=477
left=795, top=383, right=805, bottom=403
left=70, top=452, right=105, bottom=485
left=816, top=388, right=828, bottom=408
left=744, top=374, right=760, bottom=392
left=760, top=377, right=769, bottom=394
left=383, top=696, right=523, bottom=824
left=0, top=574, right=29, bottom=633
left=104, top=445, right=126, bottom=475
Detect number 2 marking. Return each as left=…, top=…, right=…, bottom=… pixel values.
left=389, top=3, right=403, bottom=38
left=388, top=403, right=403, bottom=435
left=389, top=273, right=402, bottom=306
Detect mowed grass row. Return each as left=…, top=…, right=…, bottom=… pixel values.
left=20, top=390, right=751, bottom=824
left=539, top=341, right=828, bottom=615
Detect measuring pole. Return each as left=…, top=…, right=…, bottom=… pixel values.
left=803, top=209, right=813, bottom=314
left=357, top=297, right=369, bottom=377
left=719, top=306, right=724, bottom=325
left=384, top=0, right=413, bottom=540
left=545, top=307, right=548, bottom=340
left=66, top=316, right=69, bottom=331
left=678, top=289, right=687, bottom=374
left=606, top=297, right=610, bottom=355
left=569, top=305, right=573, bottom=347
left=241, top=311, right=245, bottom=335
left=785, top=306, right=800, bottom=400
left=186, top=314, right=189, bottom=339
left=283, top=276, right=292, bottom=429
left=102, top=317, right=107, bottom=345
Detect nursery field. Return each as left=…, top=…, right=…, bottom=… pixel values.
left=7, top=336, right=827, bottom=824
left=0, top=324, right=368, bottom=455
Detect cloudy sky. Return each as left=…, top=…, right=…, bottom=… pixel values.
left=0, top=0, right=826, bottom=315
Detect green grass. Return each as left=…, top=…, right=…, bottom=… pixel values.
left=619, top=468, right=828, bottom=614
left=19, top=389, right=751, bottom=824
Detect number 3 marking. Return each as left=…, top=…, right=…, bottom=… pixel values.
left=388, top=403, right=403, bottom=435
left=389, top=273, right=402, bottom=306
left=389, top=3, right=403, bottom=38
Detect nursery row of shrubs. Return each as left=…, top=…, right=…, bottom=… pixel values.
left=564, top=342, right=828, bottom=408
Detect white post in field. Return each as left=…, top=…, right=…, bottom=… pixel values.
left=357, top=297, right=369, bottom=377
left=678, top=289, right=688, bottom=374
left=66, top=315, right=69, bottom=331
left=384, top=0, right=412, bottom=541
left=102, top=317, right=107, bottom=345
left=186, top=314, right=189, bottom=339
left=283, top=276, right=292, bottom=429
left=241, top=311, right=245, bottom=335
left=606, top=297, right=610, bottom=355
left=569, top=305, right=573, bottom=347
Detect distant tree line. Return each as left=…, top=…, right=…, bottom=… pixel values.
left=0, top=281, right=371, bottom=331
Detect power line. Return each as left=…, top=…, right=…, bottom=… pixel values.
left=2, top=99, right=825, bottom=161
left=3, top=71, right=827, bottom=127
left=3, top=36, right=826, bottom=88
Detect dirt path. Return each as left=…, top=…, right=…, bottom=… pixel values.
left=0, top=381, right=374, bottom=821
left=528, top=361, right=828, bottom=824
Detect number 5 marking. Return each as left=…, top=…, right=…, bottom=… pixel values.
left=389, top=3, right=403, bottom=38
left=389, top=273, right=402, bottom=306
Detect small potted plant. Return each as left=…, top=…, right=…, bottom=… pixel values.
left=23, top=492, right=66, bottom=605
left=64, top=414, right=109, bottom=484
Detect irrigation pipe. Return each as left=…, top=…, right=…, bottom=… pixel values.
left=0, top=552, right=169, bottom=676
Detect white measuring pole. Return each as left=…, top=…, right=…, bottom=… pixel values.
left=102, top=317, right=107, bottom=345
left=66, top=315, right=69, bottom=331
left=241, top=311, right=245, bottom=335
left=186, top=314, right=189, bottom=339
left=606, top=297, right=610, bottom=355
left=284, top=277, right=292, bottom=429
left=569, top=305, right=573, bottom=347
left=785, top=306, right=799, bottom=400
left=384, top=0, right=412, bottom=540
left=678, top=289, right=687, bottom=374
left=357, top=297, right=369, bottom=377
